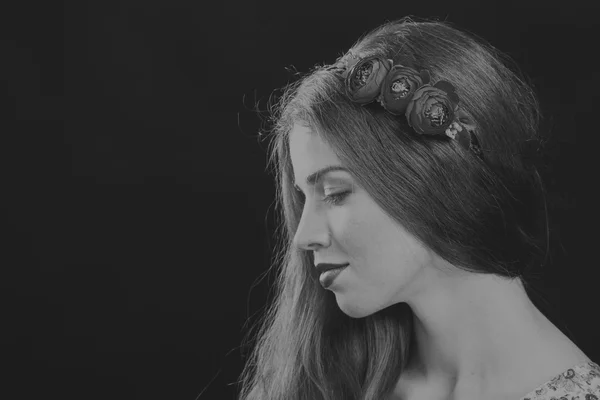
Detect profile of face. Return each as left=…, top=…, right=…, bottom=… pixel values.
left=289, top=123, right=438, bottom=318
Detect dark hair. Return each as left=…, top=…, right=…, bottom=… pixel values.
left=238, top=16, right=550, bottom=400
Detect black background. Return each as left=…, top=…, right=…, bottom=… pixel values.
left=1, top=1, right=595, bottom=399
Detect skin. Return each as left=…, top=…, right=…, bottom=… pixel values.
left=289, top=122, right=590, bottom=400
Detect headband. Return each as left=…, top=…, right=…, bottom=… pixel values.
left=325, top=52, right=484, bottom=160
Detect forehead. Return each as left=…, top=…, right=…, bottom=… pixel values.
left=288, top=123, right=341, bottom=174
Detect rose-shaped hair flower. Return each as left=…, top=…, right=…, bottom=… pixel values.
left=379, top=66, right=431, bottom=115
left=342, top=55, right=392, bottom=104
left=405, top=80, right=460, bottom=136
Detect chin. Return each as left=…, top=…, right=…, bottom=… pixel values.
left=337, top=294, right=400, bottom=319
left=336, top=298, right=378, bottom=319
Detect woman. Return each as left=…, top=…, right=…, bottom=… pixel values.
left=237, top=17, right=598, bottom=400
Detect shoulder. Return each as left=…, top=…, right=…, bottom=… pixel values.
left=519, top=360, right=600, bottom=400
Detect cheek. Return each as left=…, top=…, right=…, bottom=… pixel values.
left=339, top=210, right=395, bottom=264
left=331, top=207, right=374, bottom=253
left=349, top=217, right=427, bottom=280
left=331, top=195, right=429, bottom=275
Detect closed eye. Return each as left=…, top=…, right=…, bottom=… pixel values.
left=294, top=185, right=350, bottom=206
left=322, top=191, right=349, bottom=206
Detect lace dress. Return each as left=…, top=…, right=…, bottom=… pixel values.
left=519, top=360, right=600, bottom=400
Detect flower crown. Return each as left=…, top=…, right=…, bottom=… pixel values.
left=325, top=52, right=484, bottom=160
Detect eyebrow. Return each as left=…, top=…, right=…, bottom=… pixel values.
left=293, top=165, right=350, bottom=191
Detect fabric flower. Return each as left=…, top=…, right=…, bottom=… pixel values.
left=405, top=80, right=460, bottom=135
left=343, top=56, right=392, bottom=104
left=379, top=66, right=430, bottom=115
left=330, top=53, right=484, bottom=160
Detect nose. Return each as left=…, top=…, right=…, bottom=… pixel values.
left=293, top=203, right=331, bottom=251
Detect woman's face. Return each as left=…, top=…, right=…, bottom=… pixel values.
left=289, top=123, right=437, bottom=318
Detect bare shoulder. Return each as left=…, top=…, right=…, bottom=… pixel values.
left=496, top=333, right=592, bottom=400
left=389, top=344, right=590, bottom=400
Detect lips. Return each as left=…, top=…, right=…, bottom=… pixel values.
left=315, top=262, right=350, bottom=275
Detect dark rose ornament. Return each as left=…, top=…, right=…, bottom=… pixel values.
left=330, top=53, right=484, bottom=160
left=343, top=55, right=392, bottom=104
left=405, top=80, right=460, bottom=135
left=379, top=66, right=431, bottom=115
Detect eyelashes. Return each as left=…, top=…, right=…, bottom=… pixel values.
left=294, top=188, right=350, bottom=206
left=322, top=191, right=349, bottom=206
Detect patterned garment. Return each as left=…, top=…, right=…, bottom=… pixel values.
left=520, top=361, right=600, bottom=400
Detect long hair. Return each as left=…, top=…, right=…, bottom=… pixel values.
left=237, top=17, right=550, bottom=400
